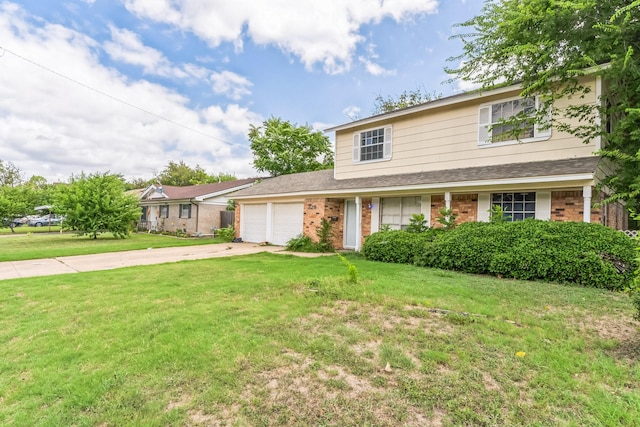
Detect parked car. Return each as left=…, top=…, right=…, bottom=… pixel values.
left=28, top=215, right=63, bottom=227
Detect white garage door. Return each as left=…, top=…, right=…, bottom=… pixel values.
left=242, top=204, right=267, bottom=243
left=271, top=203, right=304, bottom=246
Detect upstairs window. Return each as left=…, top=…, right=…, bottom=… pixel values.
left=179, top=204, right=191, bottom=219
left=492, top=192, right=536, bottom=221
left=478, top=96, right=551, bottom=145
left=353, top=125, right=392, bottom=163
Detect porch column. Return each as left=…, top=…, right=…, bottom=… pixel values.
left=583, top=185, right=592, bottom=223
left=444, top=191, right=452, bottom=222
left=355, top=196, right=362, bottom=251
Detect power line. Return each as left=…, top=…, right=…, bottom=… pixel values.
left=0, top=45, right=249, bottom=150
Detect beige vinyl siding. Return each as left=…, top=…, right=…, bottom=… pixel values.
left=335, top=80, right=599, bottom=180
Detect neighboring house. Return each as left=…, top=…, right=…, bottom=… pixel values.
left=138, top=179, right=256, bottom=235
left=231, top=76, right=627, bottom=249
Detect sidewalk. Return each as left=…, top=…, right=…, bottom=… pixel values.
left=0, top=243, right=325, bottom=281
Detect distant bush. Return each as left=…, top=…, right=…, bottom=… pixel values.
left=414, top=220, right=638, bottom=291
left=362, top=229, right=442, bottom=264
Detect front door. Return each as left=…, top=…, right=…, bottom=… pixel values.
left=344, top=200, right=357, bottom=248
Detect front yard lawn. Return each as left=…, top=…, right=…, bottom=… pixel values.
left=0, top=232, right=225, bottom=262
left=0, top=253, right=638, bottom=426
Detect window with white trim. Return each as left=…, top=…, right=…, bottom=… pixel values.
left=491, top=192, right=536, bottom=221
left=179, top=204, right=191, bottom=219
left=159, top=204, right=169, bottom=218
left=478, top=96, right=551, bottom=145
left=353, top=125, right=392, bottom=163
left=380, top=196, right=421, bottom=230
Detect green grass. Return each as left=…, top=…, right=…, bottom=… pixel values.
left=0, top=232, right=225, bottom=262
left=0, top=253, right=638, bottom=426
left=0, top=225, right=63, bottom=234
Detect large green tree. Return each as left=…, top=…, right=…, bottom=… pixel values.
left=249, top=117, right=334, bottom=177
left=54, top=172, right=141, bottom=239
left=448, top=0, right=640, bottom=209
left=155, top=160, right=236, bottom=186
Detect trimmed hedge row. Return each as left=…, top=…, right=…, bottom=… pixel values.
left=362, top=221, right=638, bottom=291
left=362, top=228, right=443, bottom=264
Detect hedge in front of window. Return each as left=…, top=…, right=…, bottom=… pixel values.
left=414, top=220, right=637, bottom=291
left=362, top=229, right=442, bottom=264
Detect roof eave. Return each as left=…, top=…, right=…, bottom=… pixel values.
left=233, top=172, right=596, bottom=200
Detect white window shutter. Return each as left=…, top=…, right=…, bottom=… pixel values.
left=478, top=106, right=491, bottom=144
left=535, top=97, right=552, bottom=138
left=383, top=126, right=392, bottom=159
left=353, top=133, right=360, bottom=163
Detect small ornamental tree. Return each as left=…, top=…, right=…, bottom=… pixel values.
left=249, top=117, right=334, bottom=177
left=54, top=172, right=141, bottom=239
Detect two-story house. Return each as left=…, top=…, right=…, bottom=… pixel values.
left=231, top=76, right=627, bottom=249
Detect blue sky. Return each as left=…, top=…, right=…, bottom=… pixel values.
left=0, top=0, right=484, bottom=183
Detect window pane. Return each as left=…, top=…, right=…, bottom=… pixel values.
left=491, top=192, right=537, bottom=222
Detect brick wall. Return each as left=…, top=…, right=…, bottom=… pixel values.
left=551, top=190, right=600, bottom=224
left=430, top=195, right=445, bottom=228
left=234, top=204, right=241, bottom=238
left=452, top=194, right=478, bottom=223
left=429, top=194, right=477, bottom=227
left=361, top=198, right=372, bottom=241
left=302, top=198, right=343, bottom=247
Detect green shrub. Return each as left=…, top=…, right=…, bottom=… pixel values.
left=217, top=226, right=235, bottom=242
left=362, top=229, right=442, bottom=264
left=415, top=220, right=637, bottom=290
left=406, top=213, right=428, bottom=233
left=286, top=234, right=318, bottom=252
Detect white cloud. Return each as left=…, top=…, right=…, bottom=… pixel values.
left=104, top=26, right=209, bottom=80
left=359, top=57, right=397, bottom=77
left=123, top=0, right=439, bottom=74
left=342, top=106, right=361, bottom=121
left=0, top=3, right=258, bottom=182
left=210, top=71, right=253, bottom=100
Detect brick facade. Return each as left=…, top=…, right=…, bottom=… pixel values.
left=551, top=190, right=600, bottom=224
left=430, top=195, right=445, bottom=227
left=429, top=194, right=478, bottom=228
left=452, top=194, right=478, bottom=224
left=302, top=198, right=343, bottom=248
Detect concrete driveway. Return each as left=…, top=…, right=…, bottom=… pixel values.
left=0, top=243, right=326, bottom=281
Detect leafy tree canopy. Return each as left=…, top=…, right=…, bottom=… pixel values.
left=155, top=160, right=236, bottom=186
left=249, top=117, right=334, bottom=177
left=54, top=172, right=141, bottom=239
left=0, top=160, right=55, bottom=231
left=372, top=88, right=440, bottom=115
left=447, top=0, right=640, bottom=209
left=0, top=159, right=24, bottom=187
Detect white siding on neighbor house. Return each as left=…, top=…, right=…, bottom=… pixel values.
left=242, top=204, right=267, bottom=243
left=271, top=203, right=304, bottom=246
left=334, top=79, right=599, bottom=180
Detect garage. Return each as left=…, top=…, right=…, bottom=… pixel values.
left=241, top=204, right=267, bottom=243
left=271, top=203, right=304, bottom=245
left=240, top=202, right=304, bottom=245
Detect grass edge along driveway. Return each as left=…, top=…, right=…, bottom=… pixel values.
left=0, top=252, right=638, bottom=426
left=0, top=232, right=225, bottom=262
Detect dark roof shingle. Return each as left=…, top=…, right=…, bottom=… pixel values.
left=232, top=157, right=600, bottom=198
